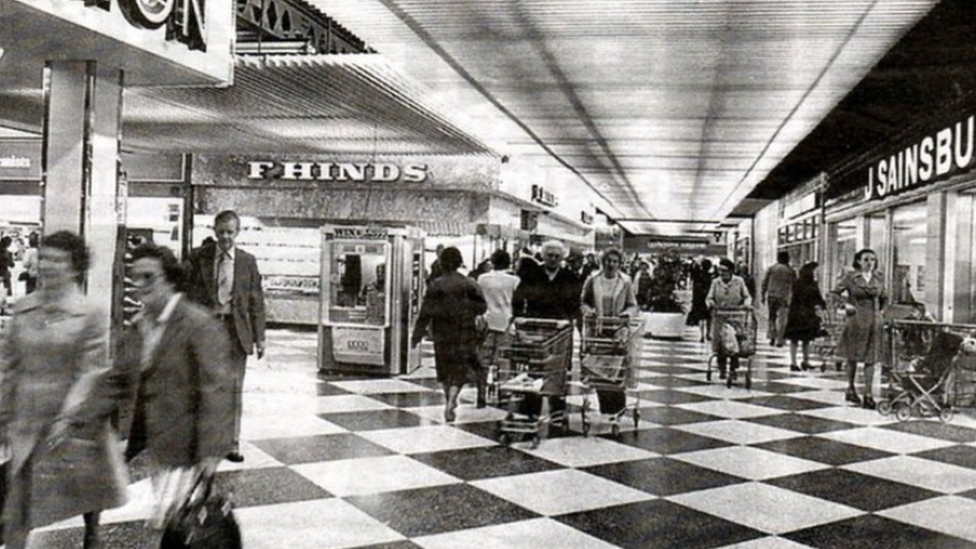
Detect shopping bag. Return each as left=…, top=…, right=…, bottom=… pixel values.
left=160, top=475, right=241, bottom=549
left=720, top=324, right=739, bottom=356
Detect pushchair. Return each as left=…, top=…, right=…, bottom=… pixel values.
left=879, top=320, right=972, bottom=422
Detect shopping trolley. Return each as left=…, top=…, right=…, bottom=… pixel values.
left=706, top=308, right=757, bottom=389
left=579, top=316, right=645, bottom=438
left=811, top=294, right=847, bottom=372
left=496, top=318, right=573, bottom=448
left=879, top=319, right=976, bottom=422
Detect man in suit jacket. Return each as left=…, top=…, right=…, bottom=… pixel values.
left=185, top=210, right=266, bottom=462
left=109, top=243, right=234, bottom=533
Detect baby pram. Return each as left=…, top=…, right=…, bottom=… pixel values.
left=579, top=316, right=645, bottom=438
left=879, top=320, right=970, bottom=422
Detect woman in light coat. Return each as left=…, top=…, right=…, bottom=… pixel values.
left=0, top=231, right=127, bottom=549
left=833, top=248, right=886, bottom=409
left=580, top=248, right=639, bottom=414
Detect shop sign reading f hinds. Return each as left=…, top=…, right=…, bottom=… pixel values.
left=866, top=115, right=975, bottom=201
left=70, top=0, right=208, bottom=51
left=248, top=161, right=428, bottom=183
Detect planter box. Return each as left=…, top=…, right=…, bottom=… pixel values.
left=643, top=311, right=685, bottom=339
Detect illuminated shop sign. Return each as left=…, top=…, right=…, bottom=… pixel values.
left=248, top=161, right=428, bottom=183
left=531, top=184, right=557, bottom=207
left=73, top=0, right=207, bottom=51
left=0, top=156, right=30, bottom=169
left=866, top=115, right=975, bottom=201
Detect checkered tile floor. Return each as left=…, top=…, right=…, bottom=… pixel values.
left=30, top=327, right=976, bottom=549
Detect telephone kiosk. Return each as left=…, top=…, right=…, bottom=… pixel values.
left=318, top=224, right=425, bottom=375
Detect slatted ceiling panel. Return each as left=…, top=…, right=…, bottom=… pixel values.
left=120, top=55, right=497, bottom=156
left=312, top=0, right=935, bottom=229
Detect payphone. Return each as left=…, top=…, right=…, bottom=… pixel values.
left=318, top=224, right=425, bottom=375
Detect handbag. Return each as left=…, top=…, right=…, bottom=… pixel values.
left=160, top=474, right=241, bottom=549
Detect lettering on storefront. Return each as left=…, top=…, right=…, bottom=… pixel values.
left=70, top=0, right=208, bottom=51
left=866, top=114, right=975, bottom=201
left=531, top=184, right=557, bottom=207
left=0, top=156, right=30, bottom=169
left=330, top=227, right=389, bottom=240
left=248, top=161, right=428, bottom=183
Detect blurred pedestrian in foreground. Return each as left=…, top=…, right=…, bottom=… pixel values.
left=0, top=231, right=127, bottom=549
left=113, top=243, right=235, bottom=542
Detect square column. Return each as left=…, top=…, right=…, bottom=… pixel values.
left=41, top=60, right=123, bottom=319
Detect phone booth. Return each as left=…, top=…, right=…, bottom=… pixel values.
left=318, top=224, right=425, bottom=375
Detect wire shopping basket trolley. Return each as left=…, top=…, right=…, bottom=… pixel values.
left=496, top=318, right=573, bottom=448
left=579, top=316, right=645, bottom=438
left=706, top=308, right=757, bottom=389
left=811, top=294, right=847, bottom=372
left=879, top=319, right=976, bottom=422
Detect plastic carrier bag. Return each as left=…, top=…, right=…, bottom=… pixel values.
left=720, top=323, right=739, bottom=356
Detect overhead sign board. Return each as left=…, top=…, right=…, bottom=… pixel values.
left=1, top=0, right=234, bottom=86
left=866, top=114, right=975, bottom=201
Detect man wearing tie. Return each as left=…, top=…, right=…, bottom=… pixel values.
left=186, top=210, right=266, bottom=462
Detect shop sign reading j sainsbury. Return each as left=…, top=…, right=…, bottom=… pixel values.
left=866, top=114, right=975, bottom=201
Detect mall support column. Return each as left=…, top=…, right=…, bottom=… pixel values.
left=41, top=60, right=123, bottom=319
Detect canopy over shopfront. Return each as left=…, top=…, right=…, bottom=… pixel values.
left=0, top=53, right=497, bottom=158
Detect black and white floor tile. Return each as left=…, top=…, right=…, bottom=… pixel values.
left=27, top=325, right=976, bottom=549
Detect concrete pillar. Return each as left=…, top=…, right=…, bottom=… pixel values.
left=41, top=60, right=123, bottom=322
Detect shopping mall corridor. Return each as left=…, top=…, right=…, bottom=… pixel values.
left=26, top=327, right=976, bottom=549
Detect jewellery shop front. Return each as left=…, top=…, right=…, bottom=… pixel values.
left=189, top=154, right=512, bottom=373
left=822, top=111, right=976, bottom=323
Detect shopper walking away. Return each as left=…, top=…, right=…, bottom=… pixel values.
left=476, top=249, right=520, bottom=408
left=0, top=231, right=127, bottom=549
left=761, top=251, right=795, bottom=347
left=412, top=247, right=488, bottom=422
left=185, top=210, right=265, bottom=463
left=833, top=249, right=886, bottom=409
left=706, top=259, right=753, bottom=380
left=783, top=262, right=827, bottom=371
left=686, top=258, right=714, bottom=343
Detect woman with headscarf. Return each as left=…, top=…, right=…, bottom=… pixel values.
left=783, top=262, right=827, bottom=371
left=833, top=248, right=886, bottom=409
left=411, top=247, right=488, bottom=422
left=706, top=258, right=752, bottom=381
left=0, top=231, right=128, bottom=549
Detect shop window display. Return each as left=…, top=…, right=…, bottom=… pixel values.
left=891, top=202, right=927, bottom=306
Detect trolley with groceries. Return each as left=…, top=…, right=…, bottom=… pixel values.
left=578, top=315, right=645, bottom=438
left=706, top=307, right=757, bottom=389
left=879, top=318, right=976, bottom=422
left=496, top=318, right=573, bottom=448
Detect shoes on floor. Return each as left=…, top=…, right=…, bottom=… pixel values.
left=845, top=389, right=862, bottom=406
left=862, top=395, right=877, bottom=410
left=801, top=362, right=813, bottom=371
left=226, top=452, right=244, bottom=463
left=790, top=364, right=802, bottom=372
